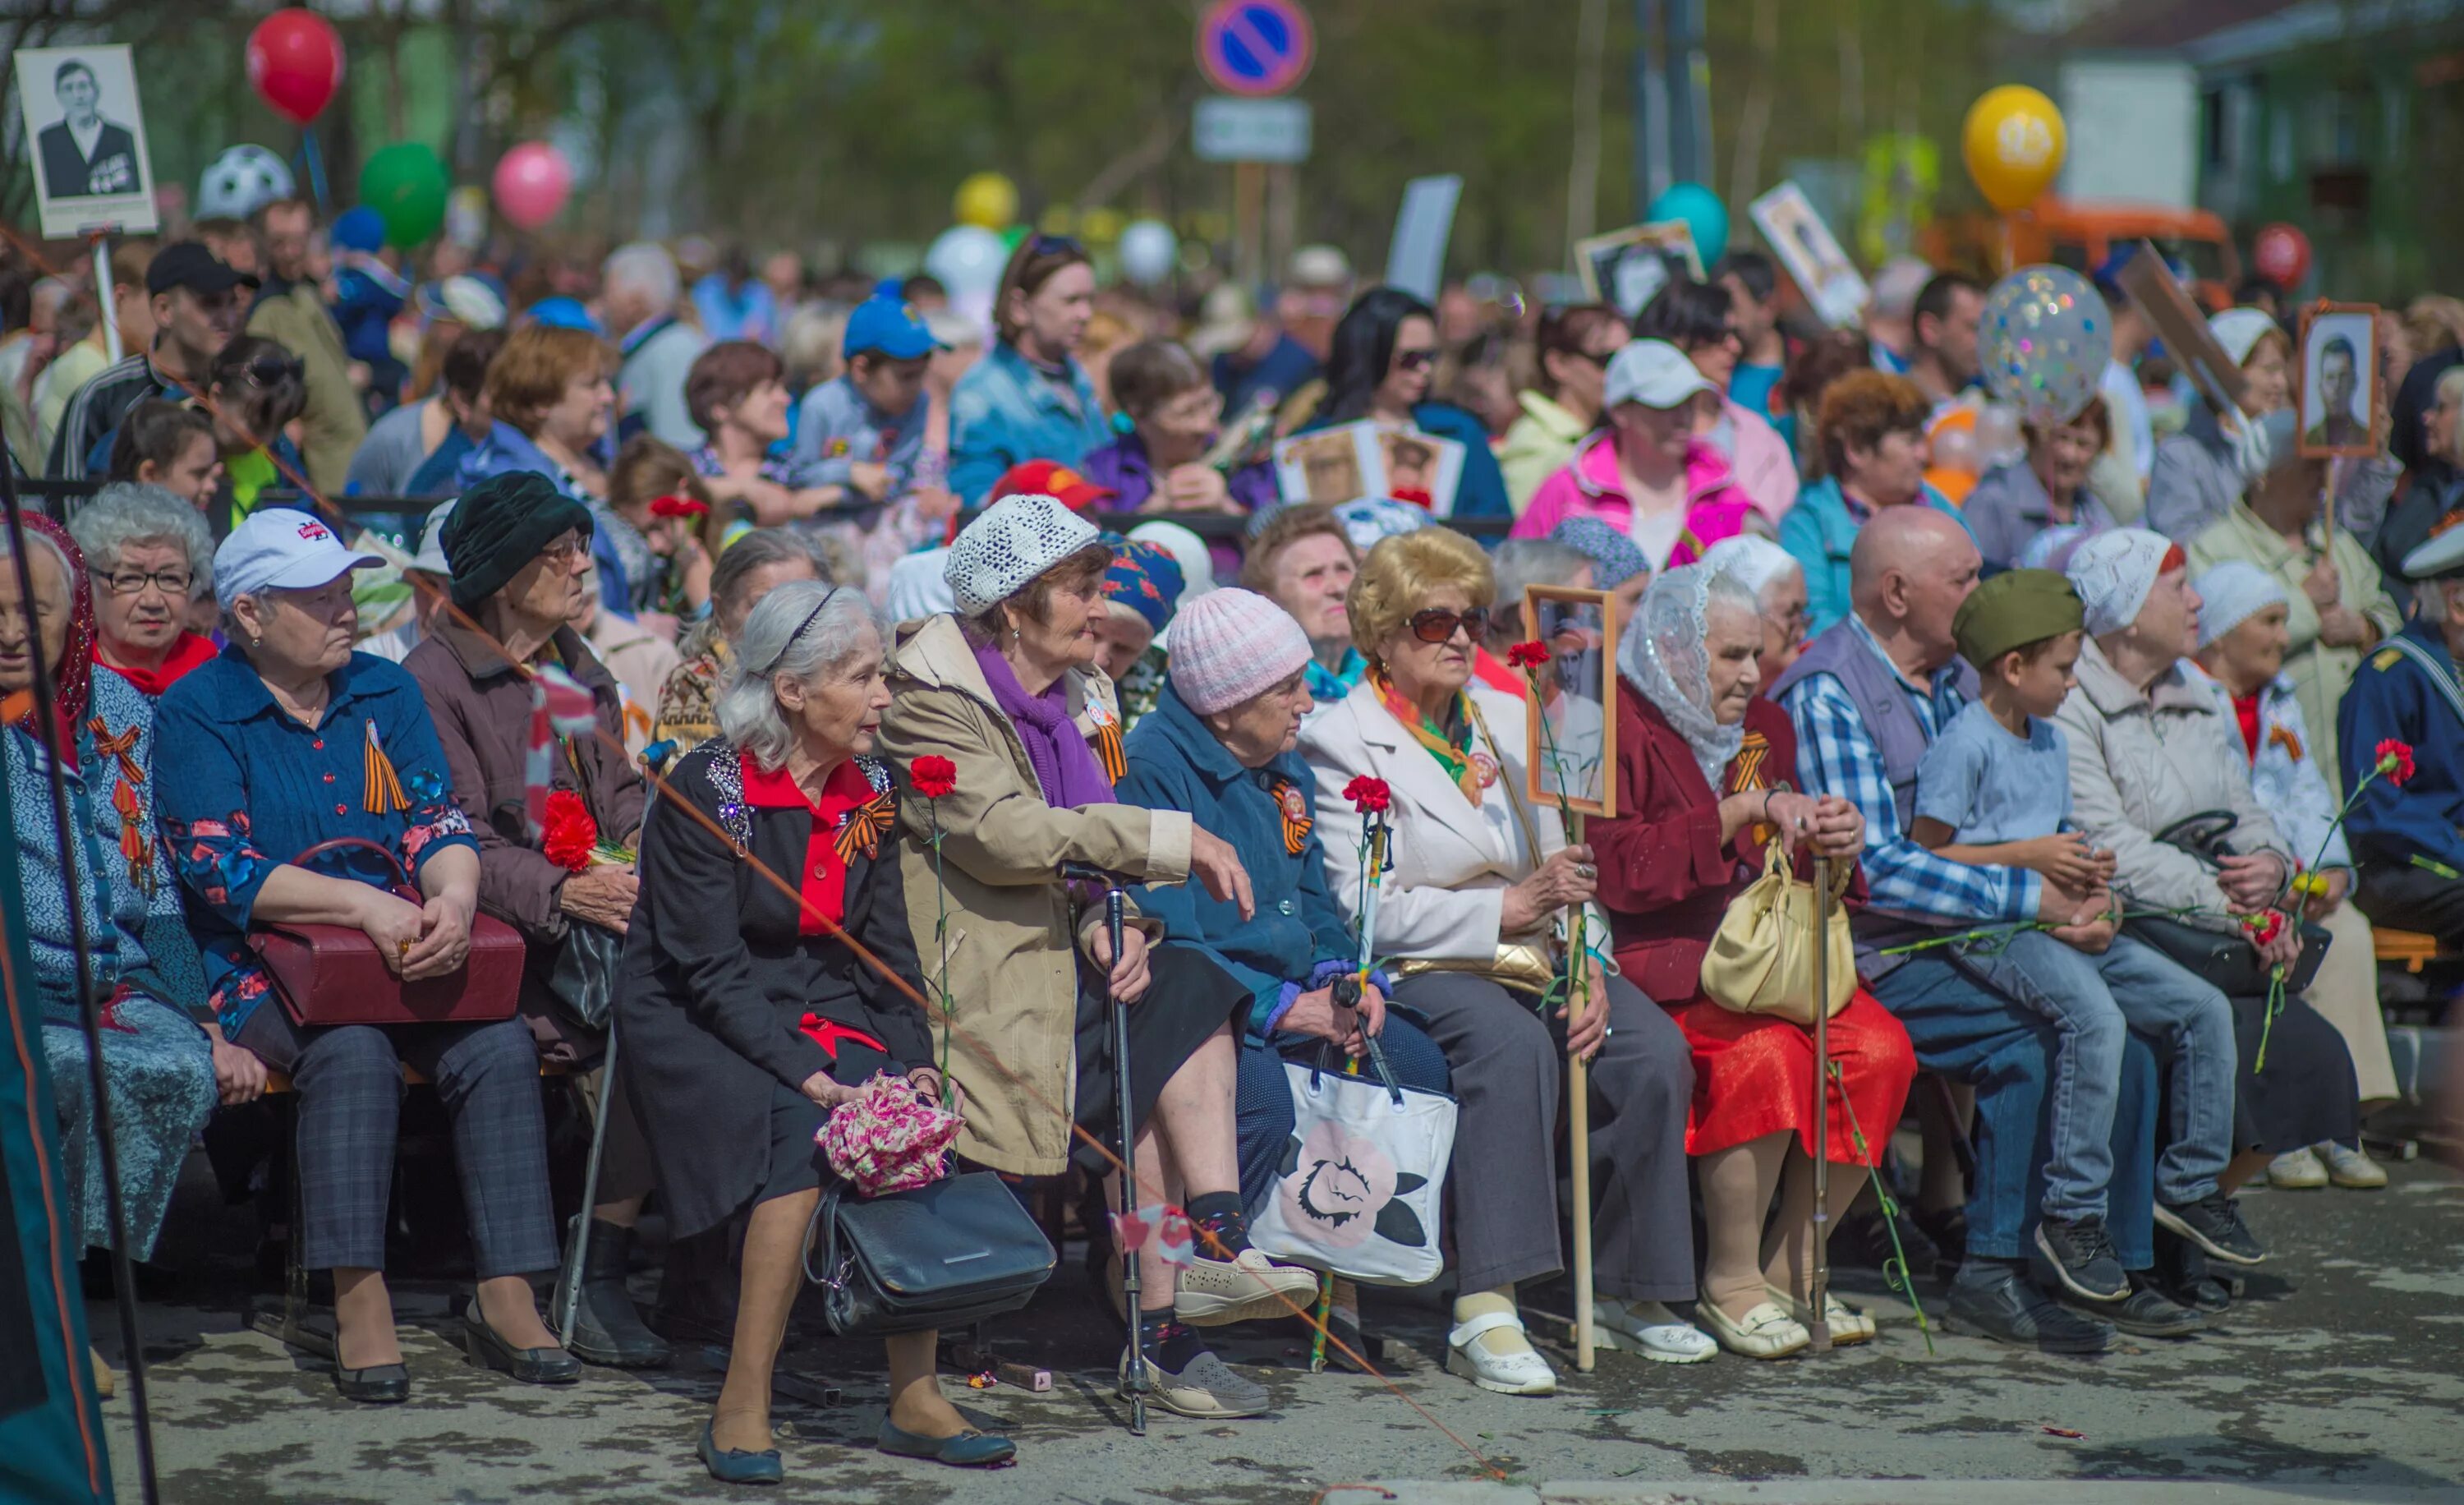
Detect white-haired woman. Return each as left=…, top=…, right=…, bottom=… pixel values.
left=619, top=582, right=1013, bottom=1483
left=67, top=481, right=218, bottom=697
left=1700, top=534, right=1809, bottom=687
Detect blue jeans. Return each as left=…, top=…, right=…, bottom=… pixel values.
left=1872, top=950, right=2159, bottom=1269
left=1963, top=932, right=2233, bottom=1216
left=1234, top=1020, right=1452, bottom=1213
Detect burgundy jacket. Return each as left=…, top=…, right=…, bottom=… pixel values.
left=1590, top=682, right=1863, bottom=1004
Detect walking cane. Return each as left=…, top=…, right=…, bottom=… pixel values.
left=1064, top=861, right=1147, bottom=1434
left=554, top=1011, right=620, bottom=1346
left=1808, top=854, right=1834, bottom=1355
left=1569, top=812, right=1597, bottom=1373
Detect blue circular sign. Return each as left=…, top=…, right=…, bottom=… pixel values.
left=1196, top=0, right=1315, bottom=98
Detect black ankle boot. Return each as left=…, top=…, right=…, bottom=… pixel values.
left=553, top=1216, right=672, bottom=1368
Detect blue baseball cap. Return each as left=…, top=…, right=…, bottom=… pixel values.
left=332, top=206, right=386, bottom=255
left=524, top=296, right=603, bottom=334
left=843, top=278, right=945, bottom=361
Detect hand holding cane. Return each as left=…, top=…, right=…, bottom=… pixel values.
left=1064, top=861, right=1147, bottom=1434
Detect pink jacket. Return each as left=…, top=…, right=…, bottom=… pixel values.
left=1722, top=398, right=1800, bottom=525
left=1510, top=431, right=1758, bottom=566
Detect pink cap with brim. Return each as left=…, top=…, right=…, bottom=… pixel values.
left=213, top=508, right=384, bottom=611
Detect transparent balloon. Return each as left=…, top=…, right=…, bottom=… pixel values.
left=1978, top=265, right=2112, bottom=428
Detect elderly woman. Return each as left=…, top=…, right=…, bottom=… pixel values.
left=1547, top=515, right=1651, bottom=620
left=1700, top=534, right=1809, bottom=687
left=1779, top=371, right=1942, bottom=636
left=652, top=529, right=827, bottom=750
left=1593, top=564, right=1916, bottom=1356
left=1511, top=341, right=1757, bottom=568
left=1116, top=587, right=1456, bottom=1364
left=1502, top=304, right=1630, bottom=511
left=155, top=509, right=568, bottom=1403
left=1079, top=338, right=1278, bottom=516
left=2147, top=309, right=2295, bottom=541
left=1093, top=536, right=1186, bottom=729
left=878, top=495, right=1308, bottom=1420
left=2185, top=409, right=2401, bottom=802
left=622, top=582, right=1013, bottom=1482
left=1299, top=527, right=1706, bottom=1392
left=2190, top=562, right=2397, bottom=1190
left=2053, top=530, right=2360, bottom=1304
left=68, top=481, right=219, bottom=696
left=458, top=323, right=616, bottom=503
left=404, top=469, right=665, bottom=1369
left=4, top=518, right=214, bottom=1316
left=1961, top=398, right=2119, bottom=569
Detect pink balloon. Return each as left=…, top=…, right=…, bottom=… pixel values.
left=491, top=143, right=572, bottom=232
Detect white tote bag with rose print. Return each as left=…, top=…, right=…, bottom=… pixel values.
left=1248, top=1041, right=1457, bottom=1286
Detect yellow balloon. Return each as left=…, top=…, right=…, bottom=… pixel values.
left=954, top=172, right=1020, bottom=231
left=1961, top=85, right=2066, bottom=212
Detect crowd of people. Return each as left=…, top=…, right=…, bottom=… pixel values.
left=5, top=200, right=2457, bottom=1488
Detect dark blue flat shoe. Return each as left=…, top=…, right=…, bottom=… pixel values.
left=877, top=1418, right=1017, bottom=1467
left=698, top=1421, right=784, bottom=1485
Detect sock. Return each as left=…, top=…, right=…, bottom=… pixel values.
left=1138, top=1310, right=1206, bottom=1371
left=1328, top=1277, right=1360, bottom=1330
left=1451, top=1286, right=1533, bottom=1359
left=1184, top=1193, right=1249, bottom=1256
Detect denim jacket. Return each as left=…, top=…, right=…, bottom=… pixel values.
left=948, top=340, right=1113, bottom=503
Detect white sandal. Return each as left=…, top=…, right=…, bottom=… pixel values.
left=1766, top=1284, right=1878, bottom=1345
left=1698, top=1299, right=1810, bottom=1359
left=1444, top=1310, right=1557, bottom=1395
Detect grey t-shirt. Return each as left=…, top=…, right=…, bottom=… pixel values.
left=345, top=398, right=435, bottom=497
left=1913, top=700, right=2071, bottom=845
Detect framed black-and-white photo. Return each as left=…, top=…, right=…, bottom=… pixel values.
left=2298, top=302, right=2379, bottom=459
left=1574, top=222, right=1701, bottom=321
left=1274, top=421, right=1385, bottom=505
left=13, top=44, right=159, bottom=239
left=1519, top=586, right=1620, bottom=819
left=1373, top=422, right=1465, bottom=517
left=1749, top=182, right=1869, bottom=329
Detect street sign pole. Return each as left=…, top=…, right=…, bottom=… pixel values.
left=1235, top=160, right=1267, bottom=289
left=1196, top=0, right=1314, bottom=288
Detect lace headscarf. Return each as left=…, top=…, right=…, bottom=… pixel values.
left=1619, top=562, right=1757, bottom=789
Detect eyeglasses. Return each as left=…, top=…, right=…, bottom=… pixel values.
left=94, top=567, right=194, bottom=597
left=1395, top=348, right=1439, bottom=374
left=1409, top=606, right=1490, bottom=644
left=539, top=532, right=589, bottom=564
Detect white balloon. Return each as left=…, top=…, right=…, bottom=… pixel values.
left=1117, top=219, right=1179, bottom=288
left=199, top=144, right=295, bottom=222
left=924, top=225, right=1009, bottom=299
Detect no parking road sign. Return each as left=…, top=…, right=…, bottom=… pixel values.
left=1195, top=0, right=1315, bottom=98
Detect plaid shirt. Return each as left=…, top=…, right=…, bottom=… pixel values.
left=1779, top=614, right=2040, bottom=926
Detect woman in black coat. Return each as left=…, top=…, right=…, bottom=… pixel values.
left=618, top=581, right=1015, bottom=1485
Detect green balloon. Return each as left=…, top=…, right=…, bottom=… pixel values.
left=1000, top=223, right=1029, bottom=252
left=359, top=142, right=450, bottom=249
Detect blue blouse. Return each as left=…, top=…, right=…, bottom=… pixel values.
left=153, top=646, right=480, bottom=1034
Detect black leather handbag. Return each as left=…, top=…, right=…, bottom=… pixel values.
left=2129, top=810, right=2329, bottom=998
left=802, top=1171, right=1055, bottom=1337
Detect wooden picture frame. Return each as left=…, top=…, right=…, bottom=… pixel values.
left=2116, top=240, right=2247, bottom=419
left=2297, top=301, right=2381, bottom=459
left=1573, top=221, right=1702, bottom=320
left=1519, top=586, right=1620, bottom=820
left=1749, top=182, right=1869, bottom=329
left=13, top=44, right=159, bottom=240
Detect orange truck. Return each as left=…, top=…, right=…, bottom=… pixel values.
left=1924, top=200, right=2243, bottom=309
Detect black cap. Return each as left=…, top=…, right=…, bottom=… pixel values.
left=145, top=241, right=259, bottom=297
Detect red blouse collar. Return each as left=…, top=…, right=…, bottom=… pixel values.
left=737, top=748, right=875, bottom=814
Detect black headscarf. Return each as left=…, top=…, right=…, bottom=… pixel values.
left=441, top=470, right=593, bottom=609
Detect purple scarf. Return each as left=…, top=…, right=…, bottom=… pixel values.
left=974, top=642, right=1117, bottom=809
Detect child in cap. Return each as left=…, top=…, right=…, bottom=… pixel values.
left=1910, top=567, right=2251, bottom=1322
left=788, top=280, right=947, bottom=509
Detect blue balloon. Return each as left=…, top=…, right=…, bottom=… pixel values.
left=1645, top=182, right=1729, bottom=269
left=331, top=205, right=387, bottom=255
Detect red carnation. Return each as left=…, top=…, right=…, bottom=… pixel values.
left=2376, top=739, right=2416, bottom=787
left=1344, top=776, right=1391, bottom=814
left=1507, top=640, right=1551, bottom=670
left=2241, top=909, right=2286, bottom=946
left=911, top=755, right=958, bottom=799
left=542, top=789, right=599, bottom=873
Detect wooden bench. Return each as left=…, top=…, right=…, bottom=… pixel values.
left=2374, top=927, right=2448, bottom=974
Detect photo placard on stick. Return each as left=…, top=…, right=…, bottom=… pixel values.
left=1275, top=421, right=1386, bottom=506
left=1520, top=587, right=1620, bottom=819
left=1749, top=182, right=1869, bottom=329
left=2297, top=301, right=2380, bottom=458
left=1574, top=222, right=1701, bottom=320
left=1374, top=422, right=1466, bottom=517
left=12, top=44, right=159, bottom=239
left=2116, top=239, right=2246, bottom=418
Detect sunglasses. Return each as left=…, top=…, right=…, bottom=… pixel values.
left=1027, top=233, right=1085, bottom=259
left=1409, top=606, right=1490, bottom=644
left=1395, top=347, right=1438, bottom=374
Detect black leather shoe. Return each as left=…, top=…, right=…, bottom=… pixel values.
left=462, top=1300, right=581, bottom=1385
left=333, top=1362, right=409, bottom=1404
left=2061, top=1277, right=2204, bottom=1339
left=1947, top=1263, right=2112, bottom=1355
left=554, top=1217, right=672, bottom=1368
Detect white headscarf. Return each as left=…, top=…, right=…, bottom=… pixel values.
left=1700, top=534, right=1802, bottom=601
left=2193, top=560, right=2287, bottom=650
left=1620, top=564, right=1757, bottom=789
left=2064, top=527, right=2177, bottom=637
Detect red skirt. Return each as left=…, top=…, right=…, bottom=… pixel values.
left=1664, top=989, right=1916, bottom=1165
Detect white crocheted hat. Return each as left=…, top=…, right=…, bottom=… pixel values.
left=943, top=494, right=1102, bottom=616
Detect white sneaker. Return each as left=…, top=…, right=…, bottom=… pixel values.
left=2267, top=1146, right=2329, bottom=1190
left=1172, top=1246, right=1320, bottom=1327
left=2318, top=1140, right=2388, bottom=1190
left=1592, top=1299, right=1716, bottom=1363
left=1444, top=1309, right=1557, bottom=1395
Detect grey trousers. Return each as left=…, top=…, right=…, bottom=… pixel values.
left=1391, top=970, right=1696, bottom=1302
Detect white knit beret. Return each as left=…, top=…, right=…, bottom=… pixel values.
left=1167, top=588, right=1312, bottom=715
left=2193, top=560, right=2287, bottom=650
left=943, top=494, right=1102, bottom=615
left=2064, top=527, right=2177, bottom=637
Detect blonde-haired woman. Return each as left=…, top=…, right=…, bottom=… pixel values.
left=1299, top=526, right=1705, bottom=1394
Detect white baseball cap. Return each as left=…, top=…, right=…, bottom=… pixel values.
left=213, top=507, right=385, bottom=611
left=409, top=497, right=459, bottom=576
left=1603, top=339, right=1716, bottom=412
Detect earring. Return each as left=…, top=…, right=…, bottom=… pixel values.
left=1011, top=627, right=1022, bottom=641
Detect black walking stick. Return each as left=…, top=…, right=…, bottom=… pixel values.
left=1063, top=861, right=1147, bottom=1434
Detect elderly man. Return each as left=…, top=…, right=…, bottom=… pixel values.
left=1239, top=503, right=1362, bottom=706
left=604, top=242, right=710, bottom=449
left=1772, top=506, right=2181, bottom=1351
left=2341, top=522, right=2464, bottom=943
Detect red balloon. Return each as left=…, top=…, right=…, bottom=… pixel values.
left=2254, top=223, right=2311, bottom=291
left=246, top=9, right=345, bottom=126
left=491, top=143, right=573, bottom=232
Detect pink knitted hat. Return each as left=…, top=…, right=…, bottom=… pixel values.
left=1167, top=588, right=1312, bottom=715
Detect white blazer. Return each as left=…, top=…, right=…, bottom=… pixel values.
left=1299, top=677, right=1568, bottom=963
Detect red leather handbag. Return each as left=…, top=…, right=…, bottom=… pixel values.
left=247, top=837, right=526, bottom=1027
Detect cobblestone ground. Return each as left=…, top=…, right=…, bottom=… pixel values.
left=95, top=1154, right=2464, bottom=1503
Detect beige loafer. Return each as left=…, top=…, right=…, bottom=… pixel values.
left=1766, top=1284, right=1877, bottom=1345
left=1698, top=1299, right=1809, bottom=1359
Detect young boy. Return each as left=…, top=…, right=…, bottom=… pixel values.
left=788, top=281, right=942, bottom=504
left=1911, top=568, right=2259, bottom=1320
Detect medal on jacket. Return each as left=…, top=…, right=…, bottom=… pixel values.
left=1469, top=750, right=1500, bottom=789
left=1271, top=776, right=1313, bottom=856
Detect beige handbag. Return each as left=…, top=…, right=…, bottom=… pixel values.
left=1699, top=836, right=1855, bottom=1026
